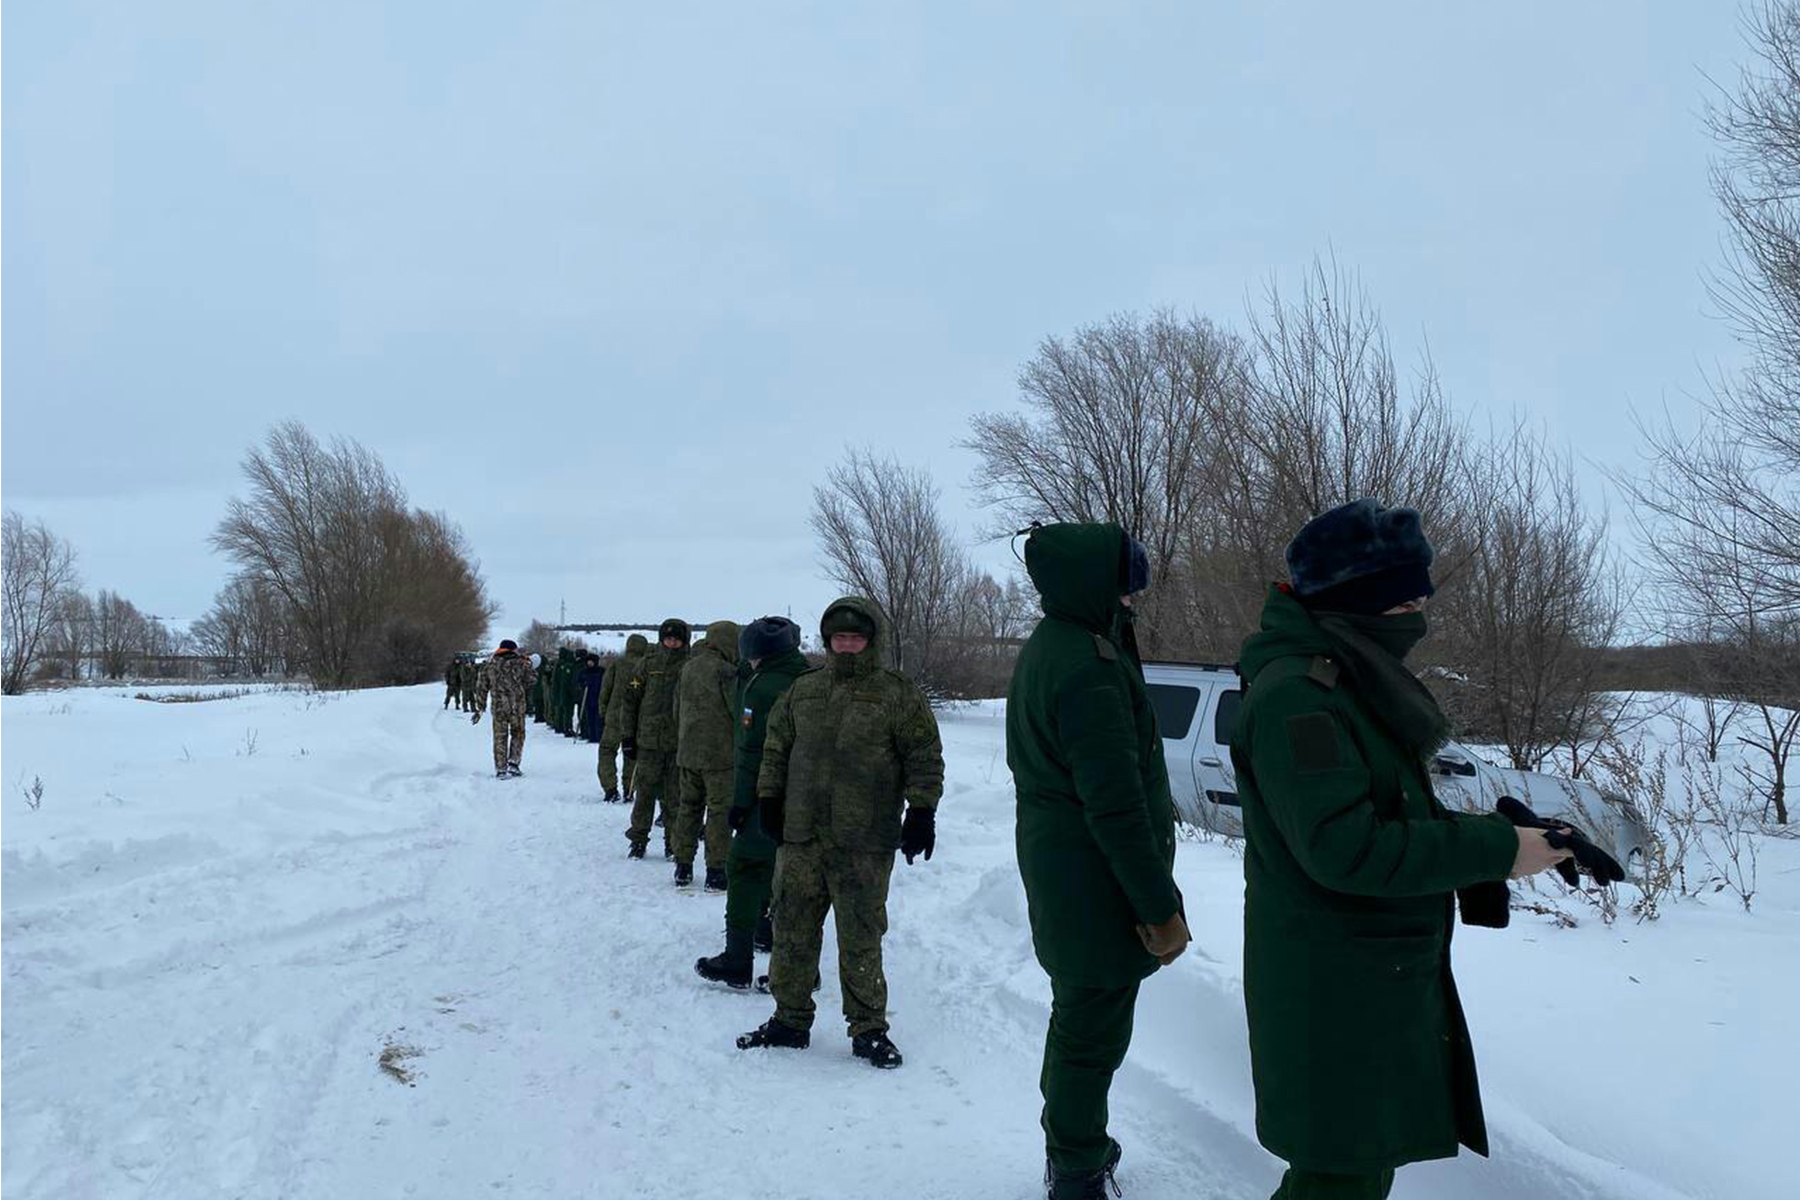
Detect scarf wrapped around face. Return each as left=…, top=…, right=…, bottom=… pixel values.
left=1311, top=610, right=1450, bottom=758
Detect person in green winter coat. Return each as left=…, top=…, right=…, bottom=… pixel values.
left=695, top=616, right=809, bottom=989
left=672, top=620, right=743, bottom=889
left=620, top=618, right=692, bottom=858
left=734, top=597, right=944, bottom=1070
left=597, top=634, right=649, bottom=802
left=1008, top=523, right=1190, bottom=1200
left=1232, top=500, right=1572, bottom=1200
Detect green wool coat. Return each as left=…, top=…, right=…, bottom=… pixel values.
left=731, top=646, right=811, bottom=856
left=1231, top=585, right=1519, bottom=1174
left=1008, top=523, right=1180, bottom=988
left=757, top=597, right=945, bottom=853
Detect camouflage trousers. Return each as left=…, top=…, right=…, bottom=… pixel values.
left=597, top=732, right=637, bottom=796
left=769, top=840, right=895, bottom=1037
left=491, top=709, right=526, bottom=772
left=674, top=767, right=733, bottom=871
left=626, top=749, right=678, bottom=852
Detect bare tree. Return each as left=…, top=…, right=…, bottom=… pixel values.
left=51, top=590, right=95, bottom=682
left=92, top=590, right=149, bottom=680
left=2, top=512, right=82, bottom=694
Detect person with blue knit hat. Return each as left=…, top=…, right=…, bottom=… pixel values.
left=1231, top=500, right=1573, bottom=1200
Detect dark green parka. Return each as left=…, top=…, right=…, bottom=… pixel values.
left=1008, top=523, right=1180, bottom=988
left=620, top=621, right=691, bottom=752
left=676, top=621, right=742, bottom=770
left=732, top=645, right=811, bottom=855
left=757, top=597, right=944, bottom=852
left=1231, top=585, right=1518, bottom=1174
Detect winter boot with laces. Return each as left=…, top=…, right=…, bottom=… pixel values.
left=703, top=867, right=728, bottom=893
left=674, top=862, right=694, bottom=888
left=1045, top=1141, right=1123, bottom=1200
left=851, top=1030, right=904, bottom=1070
left=695, top=927, right=755, bottom=990
left=735, top=1019, right=809, bottom=1052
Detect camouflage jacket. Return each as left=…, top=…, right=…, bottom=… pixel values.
left=600, top=635, right=649, bottom=727
left=757, top=596, right=945, bottom=852
left=675, top=621, right=742, bottom=770
left=476, top=651, right=535, bottom=718
left=620, top=623, right=691, bottom=752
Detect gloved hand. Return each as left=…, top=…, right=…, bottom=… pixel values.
left=900, top=806, right=936, bottom=865
left=621, top=737, right=636, bottom=760
left=759, top=795, right=786, bottom=844
left=470, top=712, right=480, bottom=725
left=728, top=804, right=750, bottom=833
left=1496, top=796, right=1625, bottom=885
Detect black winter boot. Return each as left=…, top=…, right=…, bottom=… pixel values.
left=695, top=927, right=755, bottom=990
left=851, top=1030, right=904, bottom=1070
left=735, top=1018, right=809, bottom=1051
left=703, top=868, right=727, bottom=893
left=754, top=914, right=774, bottom=954
left=602, top=789, right=621, bottom=804
left=1045, top=1140, right=1122, bottom=1200
left=627, top=841, right=647, bottom=860
left=674, top=862, right=694, bottom=887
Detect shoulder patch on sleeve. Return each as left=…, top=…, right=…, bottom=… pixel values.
left=1091, top=634, right=1118, bottom=662
left=1308, top=656, right=1340, bottom=689
left=1285, top=712, right=1343, bottom=773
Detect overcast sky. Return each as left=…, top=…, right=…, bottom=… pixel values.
left=2, top=1, right=1750, bottom=641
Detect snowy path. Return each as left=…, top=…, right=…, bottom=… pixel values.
left=3, top=686, right=1790, bottom=1199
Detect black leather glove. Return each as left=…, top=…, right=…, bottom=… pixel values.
left=1458, top=880, right=1512, bottom=929
left=759, top=796, right=786, bottom=844
left=620, top=737, right=636, bottom=760
left=1496, top=796, right=1625, bottom=886
left=900, top=806, right=936, bottom=865
left=728, top=804, right=750, bottom=833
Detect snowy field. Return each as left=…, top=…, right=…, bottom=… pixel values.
left=2, top=685, right=1794, bottom=1200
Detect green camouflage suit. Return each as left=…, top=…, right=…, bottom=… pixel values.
left=598, top=634, right=649, bottom=795
left=726, top=645, right=810, bottom=938
left=458, top=659, right=479, bottom=712
left=474, top=650, right=536, bottom=772
left=444, top=658, right=460, bottom=709
left=620, top=619, right=691, bottom=853
left=758, top=597, right=944, bottom=1037
left=674, top=620, right=742, bottom=872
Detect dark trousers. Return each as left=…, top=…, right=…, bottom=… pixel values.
left=1271, top=1168, right=1395, bottom=1199
left=1041, top=977, right=1141, bottom=1178
left=724, top=809, right=777, bottom=935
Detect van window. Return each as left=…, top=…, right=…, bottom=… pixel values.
left=1213, top=689, right=1242, bottom=746
left=1146, top=684, right=1202, bottom=739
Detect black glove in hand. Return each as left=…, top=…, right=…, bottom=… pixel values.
left=759, top=796, right=786, bottom=844
left=728, top=805, right=750, bottom=834
left=1495, top=796, right=1625, bottom=885
left=620, top=737, right=636, bottom=760
left=900, top=806, right=936, bottom=865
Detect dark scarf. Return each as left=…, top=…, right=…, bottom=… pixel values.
left=1311, top=611, right=1450, bottom=757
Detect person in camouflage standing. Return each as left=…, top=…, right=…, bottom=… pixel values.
left=619, top=618, right=691, bottom=859
left=472, top=638, right=536, bottom=779
left=695, top=616, right=807, bottom=990
left=597, top=634, right=649, bottom=803
left=443, top=656, right=461, bottom=710
left=672, top=620, right=742, bottom=889
left=735, top=597, right=944, bottom=1070
left=458, top=656, right=479, bottom=713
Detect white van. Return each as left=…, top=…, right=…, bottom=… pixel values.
left=1142, top=660, right=1648, bottom=873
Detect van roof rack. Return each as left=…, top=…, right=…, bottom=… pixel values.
left=1143, top=659, right=1239, bottom=672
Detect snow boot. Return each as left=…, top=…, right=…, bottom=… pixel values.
left=674, top=862, right=694, bottom=888
left=663, top=843, right=674, bottom=861
left=851, top=1030, right=904, bottom=1070
left=602, top=789, right=621, bottom=804
left=495, top=768, right=510, bottom=779
left=704, top=868, right=728, bottom=893
left=735, top=1019, right=809, bottom=1052
left=1045, top=1140, right=1122, bottom=1200
left=754, top=914, right=774, bottom=954
left=627, top=841, right=647, bottom=860
left=695, top=928, right=755, bottom=990
left=506, top=762, right=522, bottom=777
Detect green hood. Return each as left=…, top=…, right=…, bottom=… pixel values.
left=1238, top=585, right=1336, bottom=686
left=623, top=633, right=649, bottom=658
left=698, top=620, right=742, bottom=665
left=820, top=595, right=890, bottom=678
left=1025, top=522, right=1130, bottom=635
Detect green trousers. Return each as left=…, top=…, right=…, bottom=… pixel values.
left=675, top=767, right=734, bottom=871
left=1271, top=1168, right=1395, bottom=1198
left=769, top=840, right=894, bottom=1036
left=597, top=734, right=636, bottom=796
left=626, top=750, right=677, bottom=851
left=1042, top=977, right=1141, bottom=1178
left=724, top=806, right=777, bottom=935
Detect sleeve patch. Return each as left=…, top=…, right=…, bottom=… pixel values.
left=1285, top=712, right=1343, bottom=773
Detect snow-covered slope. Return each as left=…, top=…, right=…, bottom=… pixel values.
left=2, top=686, right=1792, bottom=1199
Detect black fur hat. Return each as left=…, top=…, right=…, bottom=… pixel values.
left=657, top=618, right=691, bottom=646
left=1286, top=499, right=1436, bottom=616
left=739, top=616, right=801, bottom=661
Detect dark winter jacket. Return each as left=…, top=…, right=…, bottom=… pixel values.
left=577, top=665, right=606, bottom=740
left=1231, top=585, right=1518, bottom=1174
left=620, top=621, right=691, bottom=752
left=731, top=646, right=811, bottom=854
left=1008, top=523, right=1180, bottom=988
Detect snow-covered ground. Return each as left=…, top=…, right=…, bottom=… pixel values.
left=2, top=686, right=1793, bottom=1199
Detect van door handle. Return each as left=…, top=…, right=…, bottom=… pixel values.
left=1198, top=756, right=1222, bottom=768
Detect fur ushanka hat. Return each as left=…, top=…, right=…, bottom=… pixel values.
left=1285, top=499, right=1436, bottom=616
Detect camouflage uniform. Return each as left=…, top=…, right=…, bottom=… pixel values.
left=474, top=649, right=536, bottom=772
left=674, top=620, right=742, bottom=872
left=598, top=634, right=649, bottom=797
left=444, top=658, right=460, bottom=709
left=620, top=618, right=692, bottom=853
left=758, top=597, right=944, bottom=1037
